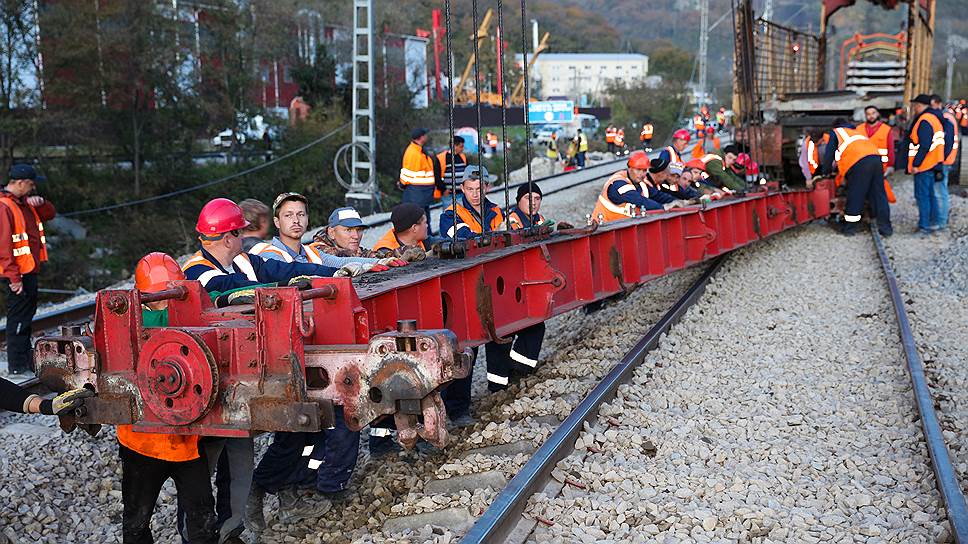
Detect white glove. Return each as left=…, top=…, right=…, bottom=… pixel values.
left=334, top=262, right=373, bottom=277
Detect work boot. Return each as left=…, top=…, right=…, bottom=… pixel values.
left=449, top=413, right=476, bottom=429
left=368, top=434, right=402, bottom=459
left=243, top=484, right=267, bottom=534
left=277, top=488, right=333, bottom=523
left=840, top=224, right=857, bottom=236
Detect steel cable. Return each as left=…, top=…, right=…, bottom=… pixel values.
left=497, top=0, right=512, bottom=230
left=471, top=0, right=487, bottom=233
left=444, top=0, right=458, bottom=242
left=519, top=0, right=535, bottom=229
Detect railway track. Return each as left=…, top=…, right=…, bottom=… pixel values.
left=349, top=221, right=965, bottom=544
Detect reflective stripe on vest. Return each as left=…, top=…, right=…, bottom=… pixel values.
left=866, top=123, right=892, bottom=168
left=945, top=112, right=960, bottom=166
left=833, top=127, right=879, bottom=178
left=249, top=242, right=322, bottom=265
left=593, top=171, right=640, bottom=220
left=233, top=254, right=259, bottom=281
left=908, top=114, right=945, bottom=173
left=665, top=146, right=681, bottom=164
left=449, top=204, right=502, bottom=238
left=806, top=138, right=819, bottom=173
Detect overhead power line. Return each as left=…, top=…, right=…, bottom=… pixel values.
left=63, top=122, right=352, bottom=218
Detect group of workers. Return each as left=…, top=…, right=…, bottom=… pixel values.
left=800, top=93, right=960, bottom=236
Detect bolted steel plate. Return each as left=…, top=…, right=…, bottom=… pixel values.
left=136, top=329, right=219, bottom=426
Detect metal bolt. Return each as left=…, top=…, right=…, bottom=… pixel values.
left=297, top=414, right=310, bottom=426
left=343, top=377, right=352, bottom=385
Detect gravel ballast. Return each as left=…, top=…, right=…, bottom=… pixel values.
left=520, top=223, right=947, bottom=543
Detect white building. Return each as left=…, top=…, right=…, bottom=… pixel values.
left=517, top=53, right=649, bottom=105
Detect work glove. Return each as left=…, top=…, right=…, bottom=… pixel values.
left=334, top=262, right=374, bottom=277
left=398, top=246, right=428, bottom=263
left=556, top=221, right=574, bottom=230
left=40, top=388, right=94, bottom=416
left=377, top=257, right=408, bottom=268
left=287, top=275, right=317, bottom=290
left=537, top=220, right=556, bottom=229
left=214, top=288, right=256, bottom=308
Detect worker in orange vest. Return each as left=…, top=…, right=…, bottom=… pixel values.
left=0, top=164, right=56, bottom=375
left=639, top=122, right=654, bottom=151
left=399, top=128, right=441, bottom=235
left=119, top=253, right=218, bottom=544
left=817, top=118, right=892, bottom=236
left=930, top=94, right=956, bottom=230
left=605, top=125, right=617, bottom=154
left=372, top=202, right=431, bottom=258
left=591, top=151, right=685, bottom=223
left=614, top=128, right=626, bottom=155
left=862, top=106, right=897, bottom=203
left=693, top=114, right=705, bottom=137
left=907, top=95, right=947, bottom=233
left=486, top=131, right=499, bottom=155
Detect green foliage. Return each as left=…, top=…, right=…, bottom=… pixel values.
left=290, top=44, right=345, bottom=109
left=645, top=41, right=696, bottom=83
left=606, top=79, right=688, bottom=144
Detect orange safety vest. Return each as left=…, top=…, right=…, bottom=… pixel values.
left=372, top=228, right=428, bottom=252
left=591, top=170, right=649, bottom=223
left=805, top=133, right=831, bottom=176
left=117, top=425, right=200, bottom=462
left=865, top=122, right=892, bottom=172
left=605, top=127, right=616, bottom=144
left=694, top=115, right=705, bottom=131
left=944, top=111, right=960, bottom=166
left=248, top=241, right=324, bottom=264
left=690, top=140, right=706, bottom=160
left=664, top=145, right=682, bottom=165
left=400, top=141, right=436, bottom=187
left=614, top=130, right=625, bottom=147
left=833, top=127, right=880, bottom=186
left=487, top=133, right=498, bottom=147
left=507, top=209, right=545, bottom=230
left=0, top=196, right=47, bottom=274
left=452, top=202, right=503, bottom=235
left=640, top=124, right=654, bottom=140
left=908, top=113, right=946, bottom=174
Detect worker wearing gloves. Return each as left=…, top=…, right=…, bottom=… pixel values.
left=372, top=203, right=431, bottom=261
left=311, top=207, right=408, bottom=271
left=657, top=129, right=691, bottom=167
left=439, top=165, right=503, bottom=240
left=685, top=145, right=747, bottom=192
left=245, top=197, right=367, bottom=534
left=818, top=117, right=892, bottom=236
left=437, top=165, right=503, bottom=427
left=399, top=128, right=440, bottom=235
left=486, top=183, right=547, bottom=391
left=591, top=151, right=687, bottom=224
left=0, top=378, right=91, bottom=416
left=121, top=253, right=218, bottom=544
left=1, top=164, right=56, bottom=376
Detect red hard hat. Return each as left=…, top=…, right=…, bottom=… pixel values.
left=627, top=150, right=651, bottom=170
left=135, top=252, right=185, bottom=292
left=673, top=129, right=691, bottom=142
left=685, top=158, right=706, bottom=170
left=735, top=153, right=751, bottom=167
left=196, top=198, right=250, bottom=235
left=706, top=126, right=714, bottom=134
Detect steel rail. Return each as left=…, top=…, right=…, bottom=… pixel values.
left=461, top=256, right=726, bottom=543
left=871, top=226, right=968, bottom=542
left=0, top=300, right=97, bottom=345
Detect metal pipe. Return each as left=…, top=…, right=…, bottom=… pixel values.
left=871, top=227, right=968, bottom=542
left=139, top=286, right=188, bottom=304
left=300, top=285, right=339, bottom=301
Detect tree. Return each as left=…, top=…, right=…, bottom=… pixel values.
left=646, top=41, right=695, bottom=83
left=606, top=78, right=688, bottom=144
left=290, top=43, right=341, bottom=108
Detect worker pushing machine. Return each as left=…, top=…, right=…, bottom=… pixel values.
left=657, top=129, right=691, bottom=167
left=372, top=203, right=432, bottom=260
left=684, top=144, right=746, bottom=192
left=816, top=118, right=892, bottom=237
left=591, top=151, right=687, bottom=224
left=1, top=164, right=56, bottom=376
left=121, top=253, right=218, bottom=544
left=486, top=183, right=547, bottom=391
left=399, top=128, right=440, bottom=236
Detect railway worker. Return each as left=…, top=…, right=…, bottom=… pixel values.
left=399, top=127, right=439, bottom=235
left=716, top=107, right=727, bottom=131
left=817, top=118, right=893, bottom=237
left=862, top=106, right=898, bottom=204
left=605, top=124, right=617, bottom=154
left=655, top=161, right=703, bottom=201
left=614, top=128, right=627, bottom=155
left=1, top=164, right=56, bottom=376
left=485, top=183, right=547, bottom=392
left=640, top=122, right=654, bottom=152
left=591, top=151, right=686, bottom=224
left=436, top=135, right=467, bottom=209
left=799, top=129, right=829, bottom=181
left=931, top=94, right=957, bottom=230
left=122, top=253, right=218, bottom=544
left=486, top=131, right=499, bottom=155
left=372, top=203, right=431, bottom=261
left=545, top=131, right=561, bottom=174
left=439, top=165, right=503, bottom=239
left=182, top=198, right=355, bottom=542
left=574, top=129, right=589, bottom=169
left=906, top=95, right=946, bottom=234
left=657, top=129, right=691, bottom=167
left=311, top=207, right=408, bottom=272
left=684, top=145, right=746, bottom=192
left=693, top=114, right=705, bottom=138
left=238, top=199, right=271, bottom=252
left=0, top=378, right=91, bottom=416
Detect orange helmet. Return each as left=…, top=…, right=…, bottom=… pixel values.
left=627, top=150, right=651, bottom=170
left=135, top=252, right=184, bottom=293
left=196, top=198, right=250, bottom=236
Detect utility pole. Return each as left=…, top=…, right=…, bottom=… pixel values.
left=763, top=0, right=774, bottom=21
left=344, top=0, right=378, bottom=212
left=945, top=34, right=968, bottom=101
left=697, top=0, right=708, bottom=107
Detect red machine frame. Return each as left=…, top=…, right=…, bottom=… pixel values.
left=35, top=183, right=834, bottom=447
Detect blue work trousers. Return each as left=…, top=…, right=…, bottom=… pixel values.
left=441, top=347, right=478, bottom=419
left=934, top=165, right=950, bottom=228
left=252, top=407, right=360, bottom=494
left=913, top=171, right=938, bottom=231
